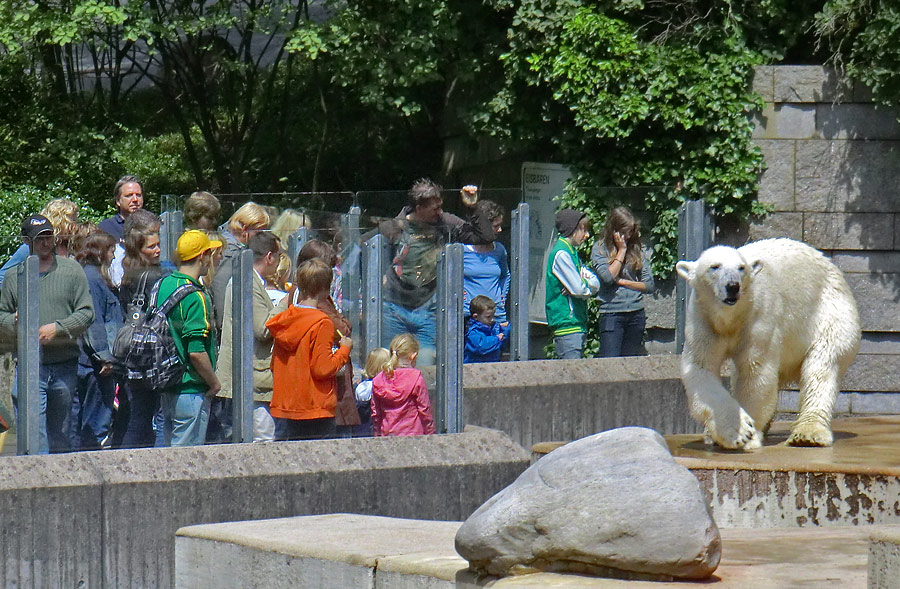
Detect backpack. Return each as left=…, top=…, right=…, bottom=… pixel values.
left=121, top=278, right=200, bottom=390
left=111, top=271, right=150, bottom=365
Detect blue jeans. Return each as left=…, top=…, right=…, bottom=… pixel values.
left=120, top=380, right=160, bottom=448
left=71, top=364, right=115, bottom=450
left=597, top=309, right=646, bottom=357
left=12, top=360, right=78, bottom=454
left=382, top=298, right=436, bottom=366
left=160, top=392, right=211, bottom=447
left=554, top=333, right=585, bottom=360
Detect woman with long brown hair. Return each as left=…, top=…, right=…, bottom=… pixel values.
left=118, top=209, right=170, bottom=448
left=590, top=206, right=655, bottom=357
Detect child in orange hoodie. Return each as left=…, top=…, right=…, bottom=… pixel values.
left=266, top=258, right=353, bottom=440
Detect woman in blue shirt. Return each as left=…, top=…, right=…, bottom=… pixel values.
left=462, top=200, right=511, bottom=324
left=590, top=207, right=655, bottom=357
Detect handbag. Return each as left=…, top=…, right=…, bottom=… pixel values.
left=112, top=270, right=150, bottom=363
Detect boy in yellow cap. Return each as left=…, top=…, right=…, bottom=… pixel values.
left=155, top=230, right=222, bottom=446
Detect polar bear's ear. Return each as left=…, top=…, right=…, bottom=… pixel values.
left=676, top=260, right=696, bottom=281
left=750, top=259, right=763, bottom=275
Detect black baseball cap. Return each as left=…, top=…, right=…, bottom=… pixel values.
left=21, top=214, right=54, bottom=240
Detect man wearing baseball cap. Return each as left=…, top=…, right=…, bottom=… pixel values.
left=0, top=214, right=94, bottom=453
left=155, top=230, right=222, bottom=446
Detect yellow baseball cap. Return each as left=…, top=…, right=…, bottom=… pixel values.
left=176, top=230, right=223, bottom=261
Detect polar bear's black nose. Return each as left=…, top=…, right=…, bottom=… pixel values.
left=726, top=281, right=740, bottom=297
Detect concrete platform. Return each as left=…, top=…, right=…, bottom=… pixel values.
left=536, top=416, right=900, bottom=528
left=175, top=513, right=879, bottom=587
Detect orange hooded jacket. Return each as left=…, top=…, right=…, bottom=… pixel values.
left=266, top=305, right=351, bottom=420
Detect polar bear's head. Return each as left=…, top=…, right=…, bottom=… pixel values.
left=676, top=245, right=762, bottom=307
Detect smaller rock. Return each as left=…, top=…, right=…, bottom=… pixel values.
left=455, top=427, right=720, bottom=580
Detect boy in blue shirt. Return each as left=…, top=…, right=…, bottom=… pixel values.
left=464, top=295, right=510, bottom=363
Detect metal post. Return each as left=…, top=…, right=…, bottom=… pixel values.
left=230, top=249, right=255, bottom=443
left=159, top=210, right=183, bottom=265
left=435, top=243, right=464, bottom=434
left=362, top=234, right=384, bottom=360
left=288, top=226, right=310, bottom=274
left=16, top=255, right=40, bottom=455
left=341, top=207, right=362, bottom=365
left=675, top=200, right=714, bottom=352
left=509, top=203, right=530, bottom=361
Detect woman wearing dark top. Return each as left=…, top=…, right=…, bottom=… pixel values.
left=74, top=230, right=123, bottom=449
left=590, top=207, right=655, bottom=357
left=117, top=210, right=169, bottom=448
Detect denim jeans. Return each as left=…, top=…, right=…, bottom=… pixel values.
left=382, top=298, right=436, bottom=366
left=12, top=360, right=78, bottom=454
left=120, top=380, right=160, bottom=448
left=71, top=364, right=115, bottom=450
left=597, top=309, right=646, bottom=358
left=554, top=332, right=585, bottom=360
left=160, top=392, right=211, bottom=447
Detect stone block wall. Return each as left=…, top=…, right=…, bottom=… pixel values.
left=644, top=66, right=899, bottom=406
left=749, top=65, right=900, bottom=406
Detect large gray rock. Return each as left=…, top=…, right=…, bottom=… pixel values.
left=455, top=427, right=721, bottom=580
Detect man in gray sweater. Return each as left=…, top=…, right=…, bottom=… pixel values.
left=0, top=214, right=94, bottom=453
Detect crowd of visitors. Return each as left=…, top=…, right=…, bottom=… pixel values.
left=0, top=174, right=655, bottom=454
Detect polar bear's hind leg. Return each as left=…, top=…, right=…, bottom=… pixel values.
left=788, top=344, right=840, bottom=447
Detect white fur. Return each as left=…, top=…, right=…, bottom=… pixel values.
left=677, top=238, right=860, bottom=450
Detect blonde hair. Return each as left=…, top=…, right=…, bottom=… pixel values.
left=41, top=198, right=80, bottom=241
left=362, top=348, right=391, bottom=380
left=227, top=201, right=270, bottom=234
left=271, top=208, right=312, bottom=244
left=272, top=251, right=292, bottom=291
left=198, top=230, right=225, bottom=285
left=383, top=333, right=420, bottom=378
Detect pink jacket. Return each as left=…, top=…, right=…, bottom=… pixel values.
left=371, top=367, right=435, bottom=436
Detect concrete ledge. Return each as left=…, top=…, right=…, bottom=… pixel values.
left=670, top=417, right=900, bottom=528
left=869, top=529, right=900, bottom=589
left=1, top=429, right=529, bottom=588
left=176, top=514, right=875, bottom=587
left=462, top=356, right=701, bottom=450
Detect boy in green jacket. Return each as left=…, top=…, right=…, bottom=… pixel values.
left=157, top=230, right=221, bottom=446
left=545, top=209, right=600, bottom=360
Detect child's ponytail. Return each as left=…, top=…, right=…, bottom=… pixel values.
left=384, top=350, right=400, bottom=379
left=384, top=333, right=420, bottom=378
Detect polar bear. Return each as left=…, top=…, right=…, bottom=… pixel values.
left=676, top=238, right=860, bottom=450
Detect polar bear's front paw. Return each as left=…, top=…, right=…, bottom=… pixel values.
left=709, top=407, right=762, bottom=450
left=787, top=421, right=833, bottom=447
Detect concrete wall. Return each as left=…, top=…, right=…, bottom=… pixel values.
left=746, top=65, right=900, bottom=406
left=0, top=428, right=529, bottom=589
left=461, top=355, right=702, bottom=450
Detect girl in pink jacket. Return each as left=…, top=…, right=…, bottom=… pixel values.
left=371, top=334, right=435, bottom=436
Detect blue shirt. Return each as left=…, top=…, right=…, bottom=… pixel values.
left=462, top=242, right=510, bottom=322
left=464, top=319, right=510, bottom=363
left=0, top=243, right=30, bottom=289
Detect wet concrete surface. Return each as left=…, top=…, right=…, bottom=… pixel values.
left=667, top=416, right=900, bottom=474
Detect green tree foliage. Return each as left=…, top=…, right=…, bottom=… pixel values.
left=816, top=0, right=900, bottom=105
left=479, top=1, right=770, bottom=276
